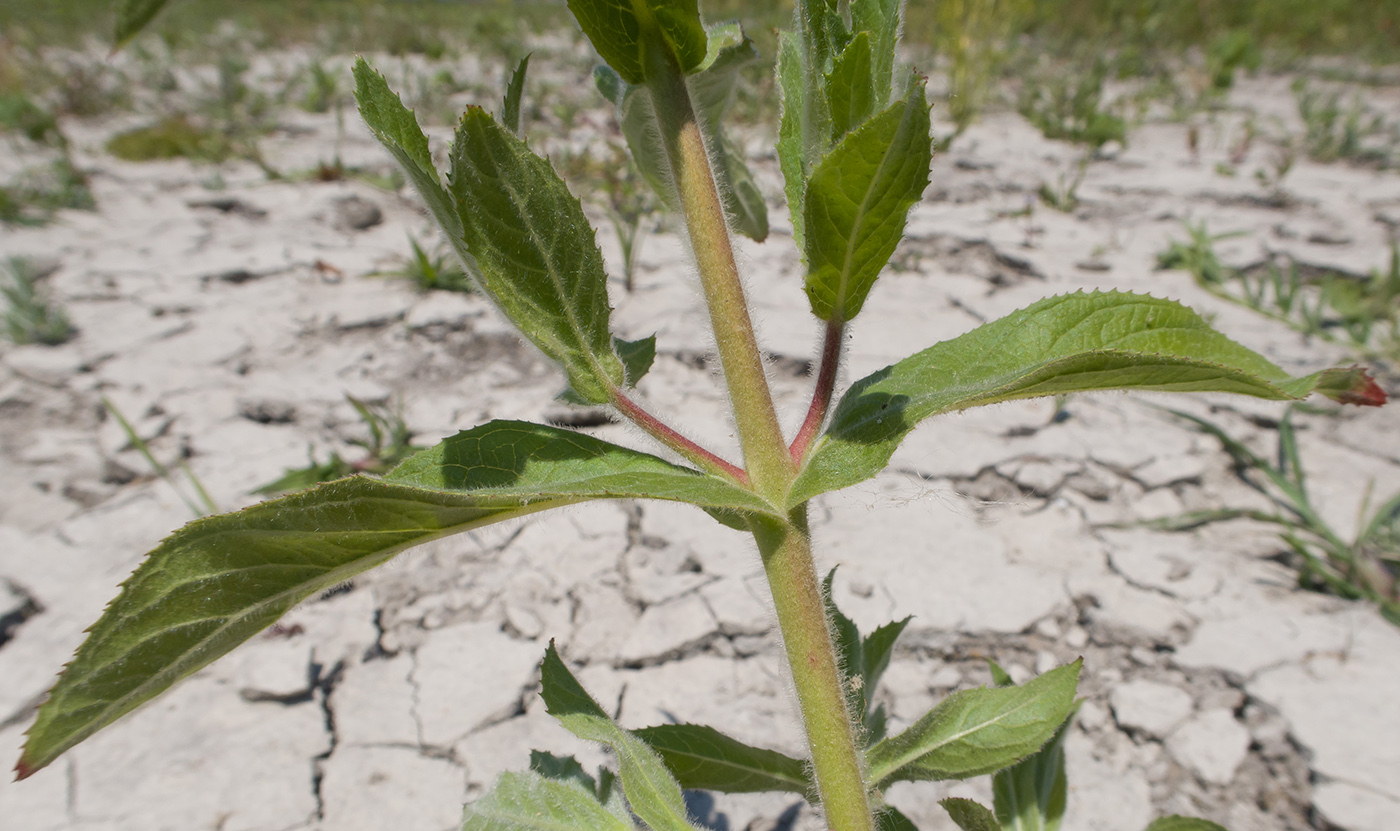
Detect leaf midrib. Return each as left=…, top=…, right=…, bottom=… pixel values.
left=871, top=690, right=1053, bottom=783
left=826, top=101, right=911, bottom=321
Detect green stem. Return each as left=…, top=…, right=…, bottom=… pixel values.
left=753, top=511, right=874, bottom=831
left=644, top=51, right=793, bottom=501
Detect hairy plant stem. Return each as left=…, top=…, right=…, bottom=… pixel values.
left=753, top=511, right=874, bottom=831
left=644, top=50, right=793, bottom=502
left=790, top=317, right=844, bottom=464
left=611, top=390, right=748, bottom=484
left=644, top=47, right=871, bottom=831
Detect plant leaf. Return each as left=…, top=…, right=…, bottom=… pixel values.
left=353, top=59, right=464, bottom=245
left=17, top=477, right=568, bottom=779
left=530, top=750, right=599, bottom=795
left=876, top=806, right=921, bottom=831
left=826, top=31, right=877, bottom=140
left=860, top=616, right=911, bottom=708
left=462, top=770, right=635, bottom=831
left=940, top=798, right=1003, bottom=831
left=541, top=643, right=701, bottom=831
left=791, top=291, right=1388, bottom=505
left=1142, top=818, right=1229, bottom=831
left=865, top=661, right=1081, bottom=785
left=802, top=82, right=931, bottom=323
left=566, top=0, right=707, bottom=85
left=992, top=701, right=1080, bottom=831
left=595, top=66, right=678, bottom=210
left=502, top=53, right=532, bottom=136
left=633, top=723, right=812, bottom=794
left=386, top=420, right=774, bottom=515
left=822, top=569, right=866, bottom=715
left=18, top=422, right=777, bottom=778
left=113, top=0, right=169, bottom=48
left=850, top=0, right=901, bottom=101
left=776, top=30, right=812, bottom=251
left=448, top=107, right=624, bottom=404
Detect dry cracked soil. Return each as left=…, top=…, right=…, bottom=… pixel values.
left=1, top=39, right=1399, bottom=831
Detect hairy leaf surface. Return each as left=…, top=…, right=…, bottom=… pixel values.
left=462, top=770, right=634, bottom=831
left=826, top=32, right=876, bottom=139
left=541, top=643, right=701, bottom=831
left=567, top=0, right=707, bottom=84
left=850, top=0, right=901, bottom=100
left=354, top=59, right=464, bottom=245
left=993, top=700, right=1078, bottom=831
left=17, top=478, right=557, bottom=778
left=803, top=83, right=930, bottom=322
left=18, top=422, right=772, bottom=778
left=387, top=420, right=773, bottom=514
left=449, top=107, right=624, bottom=403
left=791, top=291, right=1386, bottom=505
left=634, top=723, right=811, bottom=794
left=866, top=661, right=1080, bottom=784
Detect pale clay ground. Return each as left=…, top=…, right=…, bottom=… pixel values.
left=1, top=41, right=1399, bottom=831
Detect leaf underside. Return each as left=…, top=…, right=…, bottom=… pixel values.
left=18, top=421, right=773, bottom=778
left=866, top=660, right=1081, bottom=785
left=791, top=291, right=1385, bottom=506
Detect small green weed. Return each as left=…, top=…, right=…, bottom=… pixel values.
left=389, top=236, right=474, bottom=294
left=254, top=396, right=422, bottom=495
left=1205, top=29, right=1261, bottom=94
left=1019, top=58, right=1127, bottom=151
left=106, top=114, right=235, bottom=162
left=2, top=257, right=75, bottom=346
left=1037, top=156, right=1088, bottom=212
left=0, top=91, right=63, bottom=146
left=0, top=157, right=96, bottom=227
left=1158, top=223, right=1400, bottom=362
left=1149, top=407, right=1400, bottom=626
left=1293, top=79, right=1390, bottom=166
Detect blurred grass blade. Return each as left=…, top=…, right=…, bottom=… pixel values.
left=866, top=661, right=1080, bottom=785
left=1142, top=818, right=1228, bottom=831
left=541, top=643, right=702, bottom=831
left=113, top=0, right=170, bottom=49
left=634, top=723, right=812, bottom=794
left=792, top=291, right=1387, bottom=505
